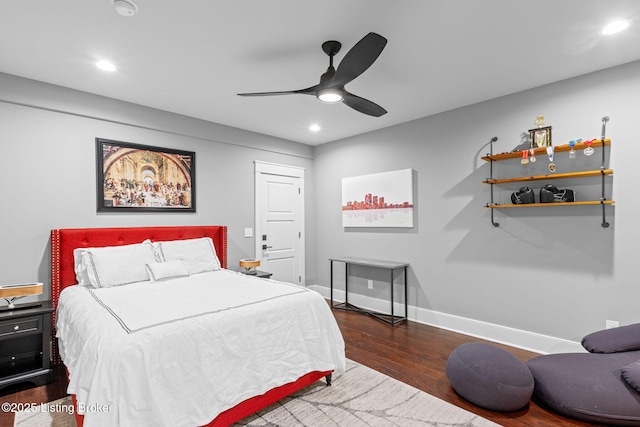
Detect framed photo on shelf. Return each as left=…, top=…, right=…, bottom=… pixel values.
left=96, top=138, right=195, bottom=212
left=529, top=126, right=552, bottom=148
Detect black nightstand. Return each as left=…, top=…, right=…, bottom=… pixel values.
left=0, top=301, right=54, bottom=391
left=241, top=270, right=273, bottom=279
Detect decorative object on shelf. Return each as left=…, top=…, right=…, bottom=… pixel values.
left=540, top=184, right=575, bottom=203
left=0, top=282, right=43, bottom=310
left=239, top=258, right=260, bottom=275
left=568, top=139, right=580, bottom=159
left=529, top=148, right=537, bottom=162
left=529, top=116, right=552, bottom=148
left=583, top=139, right=596, bottom=156
left=521, top=149, right=529, bottom=165
left=546, top=146, right=556, bottom=172
left=511, top=187, right=535, bottom=204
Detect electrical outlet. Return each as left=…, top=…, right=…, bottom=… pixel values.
left=244, top=228, right=253, bottom=238
left=367, top=280, right=373, bottom=290
left=606, top=320, right=619, bottom=329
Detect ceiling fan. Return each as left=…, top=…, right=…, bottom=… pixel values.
left=238, top=32, right=388, bottom=117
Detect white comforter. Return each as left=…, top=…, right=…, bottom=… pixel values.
left=56, top=270, right=345, bottom=427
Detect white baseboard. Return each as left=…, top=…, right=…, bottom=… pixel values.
left=309, top=285, right=584, bottom=355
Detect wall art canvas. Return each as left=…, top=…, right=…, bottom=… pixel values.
left=342, top=168, right=414, bottom=228
left=96, top=138, right=195, bottom=212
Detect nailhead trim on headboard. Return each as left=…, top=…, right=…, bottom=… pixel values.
left=49, top=225, right=228, bottom=366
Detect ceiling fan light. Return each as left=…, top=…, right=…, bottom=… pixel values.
left=317, top=88, right=343, bottom=103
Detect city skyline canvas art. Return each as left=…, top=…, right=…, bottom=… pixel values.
left=342, top=168, right=414, bottom=228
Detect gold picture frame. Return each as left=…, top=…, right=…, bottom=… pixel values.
left=529, top=126, right=552, bottom=148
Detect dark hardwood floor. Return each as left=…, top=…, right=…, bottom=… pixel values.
left=332, top=308, right=601, bottom=427
left=0, top=308, right=601, bottom=427
left=0, top=365, right=68, bottom=427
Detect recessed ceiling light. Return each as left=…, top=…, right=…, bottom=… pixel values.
left=96, top=60, right=117, bottom=72
left=309, top=124, right=321, bottom=132
left=602, top=20, right=631, bottom=35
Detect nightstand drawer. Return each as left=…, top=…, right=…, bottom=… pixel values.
left=0, top=316, right=41, bottom=338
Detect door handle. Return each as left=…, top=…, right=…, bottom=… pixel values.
left=262, top=244, right=273, bottom=250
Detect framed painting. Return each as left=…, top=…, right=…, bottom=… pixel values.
left=96, top=138, right=195, bottom=212
left=342, top=168, right=414, bottom=228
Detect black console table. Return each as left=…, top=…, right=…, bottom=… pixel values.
left=329, top=257, right=408, bottom=326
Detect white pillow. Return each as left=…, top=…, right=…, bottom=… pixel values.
left=146, top=260, right=190, bottom=282
left=155, top=237, right=220, bottom=274
left=73, top=240, right=157, bottom=288
left=73, top=248, right=92, bottom=286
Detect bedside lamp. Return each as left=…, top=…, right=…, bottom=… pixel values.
left=239, top=258, right=260, bottom=275
left=0, top=283, right=44, bottom=310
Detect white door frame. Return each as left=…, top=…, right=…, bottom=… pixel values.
left=254, top=161, right=305, bottom=284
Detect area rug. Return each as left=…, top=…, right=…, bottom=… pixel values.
left=14, top=359, right=498, bottom=427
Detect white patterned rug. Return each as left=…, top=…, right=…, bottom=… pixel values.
left=14, top=359, right=497, bottom=427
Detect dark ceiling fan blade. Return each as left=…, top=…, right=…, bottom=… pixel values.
left=333, top=32, right=387, bottom=87
left=237, top=85, right=318, bottom=97
left=342, top=91, right=387, bottom=117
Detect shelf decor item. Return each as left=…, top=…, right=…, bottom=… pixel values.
left=529, top=115, right=552, bottom=148
left=0, top=282, right=43, bottom=310
left=568, top=139, right=579, bottom=159
left=239, top=258, right=260, bottom=275
left=583, top=139, right=596, bottom=156
left=546, top=146, right=556, bottom=172
left=539, top=185, right=575, bottom=203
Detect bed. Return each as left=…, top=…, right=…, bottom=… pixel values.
left=50, top=225, right=345, bottom=427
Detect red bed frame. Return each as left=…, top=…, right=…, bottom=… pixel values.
left=50, top=225, right=330, bottom=427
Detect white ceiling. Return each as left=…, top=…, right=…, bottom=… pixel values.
left=1, top=1, right=640, bottom=146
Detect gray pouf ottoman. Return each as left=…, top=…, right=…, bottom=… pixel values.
left=527, top=351, right=640, bottom=426
left=446, top=342, right=534, bottom=411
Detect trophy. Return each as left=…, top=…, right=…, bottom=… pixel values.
left=529, top=116, right=552, bottom=148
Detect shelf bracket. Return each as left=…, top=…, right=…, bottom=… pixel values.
left=487, top=136, right=499, bottom=227
left=490, top=209, right=499, bottom=227
left=600, top=116, right=610, bottom=228
left=601, top=202, right=610, bottom=228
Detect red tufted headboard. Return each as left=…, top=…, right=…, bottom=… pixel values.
left=50, top=225, right=227, bottom=364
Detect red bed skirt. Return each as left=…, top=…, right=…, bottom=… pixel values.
left=70, top=370, right=331, bottom=427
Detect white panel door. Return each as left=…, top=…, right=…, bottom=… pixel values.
left=255, top=162, right=304, bottom=284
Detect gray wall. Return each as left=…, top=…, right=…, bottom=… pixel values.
left=0, top=73, right=316, bottom=303
left=313, top=60, right=640, bottom=347
left=3, top=59, right=639, bottom=351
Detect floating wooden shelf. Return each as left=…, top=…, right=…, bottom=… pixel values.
left=481, top=139, right=610, bottom=162
left=483, top=169, right=613, bottom=184
left=483, top=136, right=613, bottom=227
left=485, top=200, right=615, bottom=209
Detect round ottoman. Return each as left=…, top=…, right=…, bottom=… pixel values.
left=446, top=342, right=534, bottom=411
